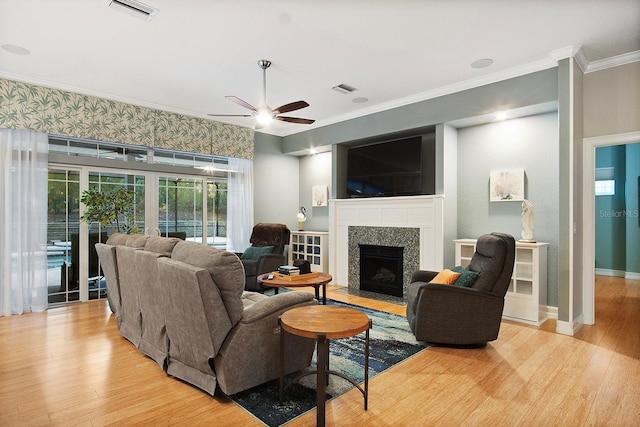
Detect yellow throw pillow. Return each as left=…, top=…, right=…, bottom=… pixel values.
left=429, top=268, right=461, bottom=285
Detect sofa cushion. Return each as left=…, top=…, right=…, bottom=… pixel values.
left=171, top=241, right=244, bottom=325
left=241, top=245, right=274, bottom=261
left=429, top=269, right=461, bottom=285
left=106, top=233, right=129, bottom=245
left=145, top=236, right=181, bottom=256
left=126, top=234, right=149, bottom=248
left=451, top=266, right=479, bottom=288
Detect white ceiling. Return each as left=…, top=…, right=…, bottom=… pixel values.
left=1, top=0, right=639, bottom=137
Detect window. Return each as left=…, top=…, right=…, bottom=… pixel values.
left=47, top=137, right=231, bottom=305
left=595, top=167, right=615, bottom=196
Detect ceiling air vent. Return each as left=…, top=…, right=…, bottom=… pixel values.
left=332, top=84, right=357, bottom=94
left=107, top=0, right=158, bottom=22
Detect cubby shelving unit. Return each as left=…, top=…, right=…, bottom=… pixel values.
left=289, top=231, right=329, bottom=273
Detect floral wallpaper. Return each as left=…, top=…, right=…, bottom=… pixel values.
left=0, top=78, right=254, bottom=159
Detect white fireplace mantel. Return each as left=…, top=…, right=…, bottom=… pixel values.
left=328, top=195, right=445, bottom=287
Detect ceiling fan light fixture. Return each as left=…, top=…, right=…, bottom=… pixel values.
left=256, top=110, right=273, bottom=126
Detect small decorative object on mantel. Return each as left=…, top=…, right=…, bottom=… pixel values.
left=490, top=169, right=525, bottom=202
left=296, top=206, right=307, bottom=231
left=520, top=199, right=536, bottom=242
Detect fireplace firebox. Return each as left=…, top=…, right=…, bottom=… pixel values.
left=359, top=244, right=404, bottom=297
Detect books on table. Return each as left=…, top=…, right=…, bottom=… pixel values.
left=278, top=265, right=300, bottom=276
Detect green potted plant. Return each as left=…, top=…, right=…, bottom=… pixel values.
left=80, top=187, right=140, bottom=234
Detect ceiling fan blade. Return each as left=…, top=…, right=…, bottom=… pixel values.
left=275, top=116, right=315, bottom=125
left=225, top=96, right=258, bottom=112
left=274, top=100, right=309, bottom=114
left=207, top=114, right=253, bottom=117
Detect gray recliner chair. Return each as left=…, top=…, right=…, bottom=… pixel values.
left=238, top=223, right=291, bottom=292
left=406, top=232, right=516, bottom=346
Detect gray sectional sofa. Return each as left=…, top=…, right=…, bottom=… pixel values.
left=96, top=233, right=316, bottom=396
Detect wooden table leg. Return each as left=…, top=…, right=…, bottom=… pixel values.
left=364, top=319, right=371, bottom=410
left=316, top=333, right=327, bottom=427
left=279, top=316, right=284, bottom=403
left=313, top=283, right=327, bottom=304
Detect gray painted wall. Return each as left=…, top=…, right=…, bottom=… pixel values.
left=583, top=61, right=640, bottom=138
left=298, top=151, right=331, bottom=231
left=253, top=132, right=300, bottom=231
left=282, top=68, right=559, bottom=154
left=457, top=112, right=560, bottom=307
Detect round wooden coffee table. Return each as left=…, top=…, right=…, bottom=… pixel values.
left=259, top=271, right=332, bottom=304
left=279, top=305, right=371, bottom=427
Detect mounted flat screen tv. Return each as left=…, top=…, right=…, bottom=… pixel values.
left=346, top=136, right=423, bottom=197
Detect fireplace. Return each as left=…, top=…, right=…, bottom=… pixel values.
left=359, top=244, right=404, bottom=297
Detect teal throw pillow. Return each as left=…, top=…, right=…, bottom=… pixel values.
left=452, top=265, right=479, bottom=287
left=241, top=245, right=274, bottom=261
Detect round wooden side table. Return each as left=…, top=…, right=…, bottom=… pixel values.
left=259, top=271, right=332, bottom=304
left=279, top=305, right=371, bottom=427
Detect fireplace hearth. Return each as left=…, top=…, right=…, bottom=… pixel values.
left=359, top=244, right=404, bottom=297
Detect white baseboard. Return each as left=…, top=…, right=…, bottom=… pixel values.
left=626, top=272, right=640, bottom=280
left=544, top=305, right=558, bottom=320
left=595, top=269, right=640, bottom=280
left=556, top=320, right=579, bottom=337
left=595, top=268, right=626, bottom=277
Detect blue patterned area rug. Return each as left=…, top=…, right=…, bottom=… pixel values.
left=227, top=300, right=429, bottom=426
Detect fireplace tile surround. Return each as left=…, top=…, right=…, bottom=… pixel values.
left=329, top=195, right=445, bottom=298
left=348, top=227, right=419, bottom=297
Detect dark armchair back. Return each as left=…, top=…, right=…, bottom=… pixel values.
left=249, top=223, right=291, bottom=255
left=467, top=232, right=516, bottom=296
left=241, top=223, right=291, bottom=292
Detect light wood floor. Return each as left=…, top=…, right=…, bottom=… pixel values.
left=1, top=276, right=638, bottom=426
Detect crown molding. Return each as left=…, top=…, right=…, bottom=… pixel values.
left=278, top=57, right=558, bottom=137
left=585, top=50, right=640, bottom=73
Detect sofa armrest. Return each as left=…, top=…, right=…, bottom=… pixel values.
left=241, top=291, right=316, bottom=323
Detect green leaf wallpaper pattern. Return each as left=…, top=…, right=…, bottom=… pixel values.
left=0, top=78, right=254, bottom=159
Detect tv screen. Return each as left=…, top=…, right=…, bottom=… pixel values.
left=346, top=137, right=422, bottom=197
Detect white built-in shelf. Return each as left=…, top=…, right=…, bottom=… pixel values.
left=289, top=231, right=329, bottom=273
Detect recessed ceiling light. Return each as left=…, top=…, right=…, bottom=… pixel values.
left=470, top=58, right=494, bottom=69
left=1, top=44, right=30, bottom=55
left=352, top=97, right=368, bottom=103
left=495, top=111, right=507, bottom=121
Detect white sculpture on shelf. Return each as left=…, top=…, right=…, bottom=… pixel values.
left=296, top=206, right=307, bottom=231
left=520, top=199, right=535, bottom=242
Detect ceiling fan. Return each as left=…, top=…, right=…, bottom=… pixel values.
left=208, top=59, right=315, bottom=129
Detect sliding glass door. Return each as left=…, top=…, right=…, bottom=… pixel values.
left=47, top=167, right=228, bottom=305
left=47, top=168, right=80, bottom=304
left=157, top=176, right=227, bottom=248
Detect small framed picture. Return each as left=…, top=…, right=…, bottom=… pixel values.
left=312, top=185, right=328, bottom=207
left=490, top=169, right=524, bottom=202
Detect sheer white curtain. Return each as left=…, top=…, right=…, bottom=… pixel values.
left=226, top=157, right=254, bottom=253
left=0, top=129, right=49, bottom=316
